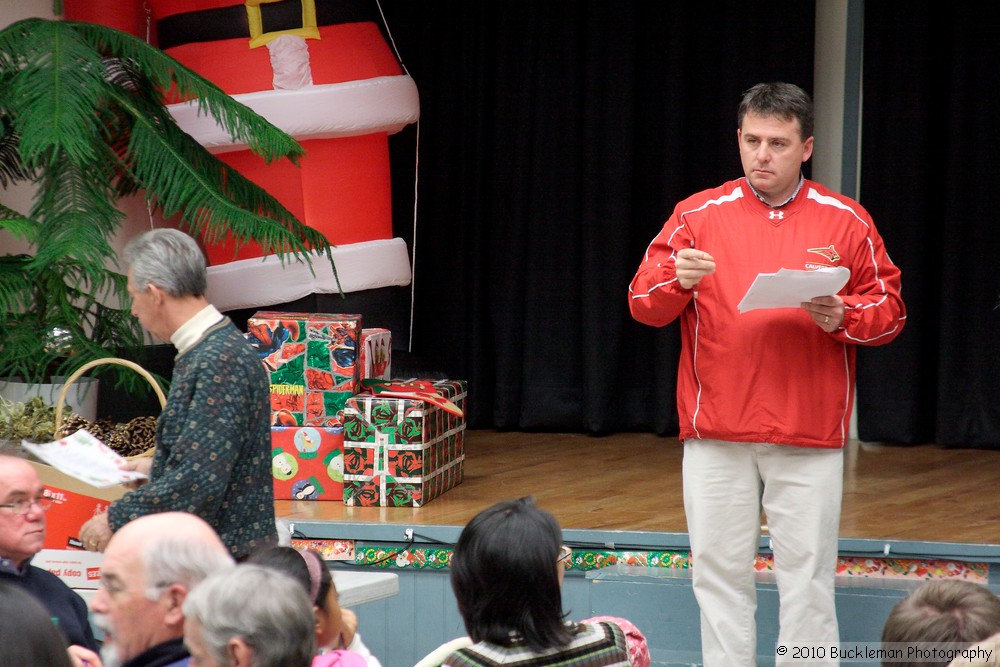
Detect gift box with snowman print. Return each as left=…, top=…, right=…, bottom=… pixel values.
left=271, top=426, right=345, bottom=501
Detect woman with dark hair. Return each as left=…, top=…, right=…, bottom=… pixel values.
left=443, top=497, right=636, bottom=666
left=0, top=581, right=74, bottom=667
left=247, top=545, right=382, bottom=666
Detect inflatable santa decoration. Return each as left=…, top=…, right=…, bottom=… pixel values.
left=64, top=0, right=418, bottom=313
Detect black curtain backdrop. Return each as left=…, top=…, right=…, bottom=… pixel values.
left=380, top=0, right=816, bottom=434
left=377, top=1, right=998, bottom=446
left=856, top=3, right=1000, bottom=448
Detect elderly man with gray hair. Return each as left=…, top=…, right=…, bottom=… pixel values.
left=79, top=228, right=277, bottom=559
left=183, top=563, right=317, bottom=667
left=0, top=455, right=98, bottom=653
left=70, top=511, right=236, bottom=667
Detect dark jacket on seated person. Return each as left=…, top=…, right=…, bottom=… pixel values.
left=0, top=556, right=99, bottom=651
left=122, top=636, right=189, bottom=667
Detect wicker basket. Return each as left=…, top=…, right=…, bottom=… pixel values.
left=55, top=357, right=167, bottom=459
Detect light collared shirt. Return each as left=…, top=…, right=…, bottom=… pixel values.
left=170, top=304, right=224, bottom=354
left=747, top=174, right=805, bottom=209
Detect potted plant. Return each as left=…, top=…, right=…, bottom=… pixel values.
left=0, top=6, right=337, bottom=397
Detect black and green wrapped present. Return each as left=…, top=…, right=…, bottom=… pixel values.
left=342, top=379, right=467, bottom=507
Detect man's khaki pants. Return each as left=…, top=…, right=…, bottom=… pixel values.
left=683, top=439, right=843, bottom=667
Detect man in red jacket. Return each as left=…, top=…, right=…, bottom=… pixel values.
left=628, top=82, right=905, bottom=667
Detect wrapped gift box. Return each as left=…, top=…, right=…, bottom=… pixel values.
left=272, top=426, right=345, bottom=501
left=246, top=311, right=361, bottom=426
left=342, top=380, right=467, bottom=507
left=359, top=328, right=392, bottom=380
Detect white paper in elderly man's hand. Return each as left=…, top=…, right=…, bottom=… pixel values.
left=21, top=429, right=149, bottom=488
left=737, top=266, right=851, bottom=313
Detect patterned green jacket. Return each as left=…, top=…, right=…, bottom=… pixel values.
left=108, top=318, right=277, bottom=558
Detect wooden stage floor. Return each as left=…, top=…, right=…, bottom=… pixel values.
left=276, top=429, right=1000, bottom=546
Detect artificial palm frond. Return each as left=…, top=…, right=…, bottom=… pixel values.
left=64, top=20, right=305, bottom=164
left=126, top=118, right=331, bottom=265
left=0, top=115, right=32, bottom=187
left=0, top=254, right=36, bottom=317
left=0, top=16, right=341, bottom=388
left=0, top=202, right=39, bottom=243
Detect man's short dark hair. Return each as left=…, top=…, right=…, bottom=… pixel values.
left=738, top=82, right=814, bottom=141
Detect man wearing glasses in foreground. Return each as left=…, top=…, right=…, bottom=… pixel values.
left=0, top=454, right=98, bottom=652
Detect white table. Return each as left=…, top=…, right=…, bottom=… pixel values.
left=331, top=569, right=399, bottom=607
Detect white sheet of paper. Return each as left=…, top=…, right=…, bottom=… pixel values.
left=737, top=266, right=851, bottom=313
left=21, top=429, right=148, bottom=488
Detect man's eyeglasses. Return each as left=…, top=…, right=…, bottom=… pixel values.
left=0, top=496, right=54, bottom=515
left=558, top=545, right=572, bottom=563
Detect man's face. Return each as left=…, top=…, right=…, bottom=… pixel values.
left=126, top=269, right=168, bottom=343
left=0, top=460, right=47, bottom=566
left=89, top=544, right=171, bottom=666
left=738, top=111, right=814, bottom=205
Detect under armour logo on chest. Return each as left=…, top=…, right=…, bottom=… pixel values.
left=768, top=210, right=784, bottom=220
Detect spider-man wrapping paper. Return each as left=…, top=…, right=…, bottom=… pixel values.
left=271, top=426, right=344, bottom=501
left=342, top=380, right=467, bottom=507
left=246, top=311, right=361, bottom=427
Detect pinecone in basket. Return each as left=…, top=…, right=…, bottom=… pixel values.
left=116, top=416, right=158, bottom=458
left=89, top=418, right=116, bottom=443
left=54, top=413, right=157, bottom=457
left=55, top=414, right=95, bottom=440
left=103, top=428, right=130, bottom=455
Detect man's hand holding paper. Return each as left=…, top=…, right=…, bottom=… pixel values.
left=737, top=267, right=849, bottom=308
left=801, top=294, right=845, bottom=332
left=735, top=266, right=850, bottom=332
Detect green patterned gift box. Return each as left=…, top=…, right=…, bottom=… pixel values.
left=246, top=311, right=361, bottom=427
left=342, top=380, right=467, bottom=507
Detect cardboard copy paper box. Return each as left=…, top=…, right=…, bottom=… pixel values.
left=342, top=380, right=467, bottom=507
left=34, top=549, right=105, bottom=589
left=359, top=328, right=392, bottom=380
left=271, top=426, right=345, bottom=501
left=29, top=460, right=124, bottom=551
left=245, top=311, right=362, bottom=426
left=27, top=460, right=124, bottom=588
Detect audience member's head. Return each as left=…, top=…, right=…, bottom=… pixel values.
left=882, top=580, right=1000, bottom=667
left=183, top=563, right=317, bottom=667
left=0, top=455, right=51, bottom=567
left=90, top=511, right=235, bottom=667
left=247, top=545, right=345, bottom=650
left=948, top=631, right=1000, bottom=667
left=450, top=496, right=572, bottom=652
left=0, top=581, right=73, bottom=667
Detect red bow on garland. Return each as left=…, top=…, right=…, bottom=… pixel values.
left=359, top=380, right=464, bottom=417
